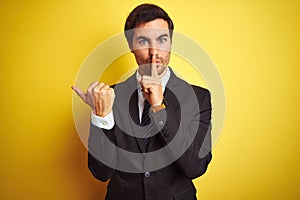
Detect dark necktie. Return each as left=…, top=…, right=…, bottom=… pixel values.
left=141, top=100, right=151, bottom=146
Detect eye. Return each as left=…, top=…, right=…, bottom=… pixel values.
left=138, top=39, right=148, bottom=46
left=158, top=37, right=167, bottom=44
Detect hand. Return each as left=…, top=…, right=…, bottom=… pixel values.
left=140, top=55, right=164, bottom=107
left=72, top=82, right=115, bottom=117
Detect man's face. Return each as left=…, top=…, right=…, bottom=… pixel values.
left=130, top=18, right=172, bottom=77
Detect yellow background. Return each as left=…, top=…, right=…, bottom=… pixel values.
left=0, top=0, right=299, bottom=199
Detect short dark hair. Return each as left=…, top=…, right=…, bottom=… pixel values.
left=124, top=4, right=174, bottom=46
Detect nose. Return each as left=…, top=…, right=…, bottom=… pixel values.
left=149, top=44, right=158, bottom=57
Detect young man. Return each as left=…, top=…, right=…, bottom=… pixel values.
left=72, top=4, right=212, bottom=200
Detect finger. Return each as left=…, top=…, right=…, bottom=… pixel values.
left=141, top=77, right=161, bottom=86
left=71, top=86, right=87, bottom=102
left=101, top=84, right=110, bottom=90
left=151, top=55, right=158, bottom=78
left=142, top=83, right=156, bottom=93
left=142, top=80, right=161, bottom=85
left=143, top=89, right=149, bottom=94
left=108, top=88, right=116, bottom=98
left=93, top=82, right=105, bottom=93
left=141, top=85, right=149, bottom=93
left=87, top=81, right=99, bottom=94
left=89, top=81, right=99, bottom=87
left=141, top=75, right=160, bottom=82
left=137, top=76, right=142, bottom=84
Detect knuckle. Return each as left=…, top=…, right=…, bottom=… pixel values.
left=89, top=81, right=98, bottom=87
left=97, top=82, right=104, bottom=88
left=99, top=89, right=106, bottom=95
left=87, top=85, right=94, bottom=93
left=104, top=84, right=109, bottom=88
left=92, top=87, right=98, bottom=94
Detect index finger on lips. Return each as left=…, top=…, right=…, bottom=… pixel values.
left=151, top=55, right=158, bottom=78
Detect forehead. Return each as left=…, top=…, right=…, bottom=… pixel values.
left=133, top=19, right=170, bottom=38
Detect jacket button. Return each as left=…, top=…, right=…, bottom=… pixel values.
left=144, top=172, right=150, bottom=178
left=161, top=129, right=169, bottom=138
left=158, top=120, right=164, bottom=126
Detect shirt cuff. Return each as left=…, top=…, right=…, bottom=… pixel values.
left=91, top=111, right=115, bottom=130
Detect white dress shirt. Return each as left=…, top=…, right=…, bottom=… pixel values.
left=91, top=67, right=170, bottom=130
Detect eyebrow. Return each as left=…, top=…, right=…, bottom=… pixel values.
left=136, top=36, right=149, bottom=40
left=136, top=33, right=169, bottom=40
left=158, top=34, right=169, bottom=39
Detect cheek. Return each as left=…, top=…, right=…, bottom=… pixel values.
left=134, top=50, right=148, bottom=61
left=161, top=51, right=171, bottom=63
left=134, top=50, right=148, bottom=64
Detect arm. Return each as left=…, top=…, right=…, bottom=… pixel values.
left=88, top=123, right=117, bottom=182
left=72, top=82, right=116, bottom=182
left=140, top=58, right=212, bottom=179
left=151, top=87, right=212, bottom=179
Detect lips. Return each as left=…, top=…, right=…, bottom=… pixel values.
left=147, top=59, right=162, bottom=64
left=148, top=61, right=161, bottom=66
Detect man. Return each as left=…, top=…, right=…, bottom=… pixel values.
left=72, top=4, right=212, bottom=200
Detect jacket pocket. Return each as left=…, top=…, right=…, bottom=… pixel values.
left=173, top=185, right=196, bottom=200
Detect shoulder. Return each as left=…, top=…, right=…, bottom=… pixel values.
left=191, top=85, right=210, bottom=96
left=169, top=68, right=210, bottom=96
left=191, top=85, right=211, bottom=103
left=172, top=72, right=210, bottom=98
left=110, top=73, right=136, bottom=90
left=169, top=70, right=211, bottom=103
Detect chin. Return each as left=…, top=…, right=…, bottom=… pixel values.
left=158, top=66, right=167, bottom=74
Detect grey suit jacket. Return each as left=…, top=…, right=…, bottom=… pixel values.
left=88, top=69, right=212, bottom=200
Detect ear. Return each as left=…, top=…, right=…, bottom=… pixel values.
left=127, top=42, right=134, bottom=53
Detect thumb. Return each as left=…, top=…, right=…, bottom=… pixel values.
left=71, top=86, right=87, bottom=102
left=137, top=76, right=142, bottom=84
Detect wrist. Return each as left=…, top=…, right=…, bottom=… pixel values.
left=151, top=101, right=166, bottom=113
left=151, top=101, right=163, bottom=107
left=94, top=110, right=110, bottom=117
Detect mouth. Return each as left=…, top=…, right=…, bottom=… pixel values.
left=147, top=56, right=162, bottom=63
left=147, top=60, right=161, bottom=64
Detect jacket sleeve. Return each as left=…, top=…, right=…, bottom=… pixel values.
left=88, top=123, right=117, bottom=182
left=151, top=87, right=212, bottom=179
